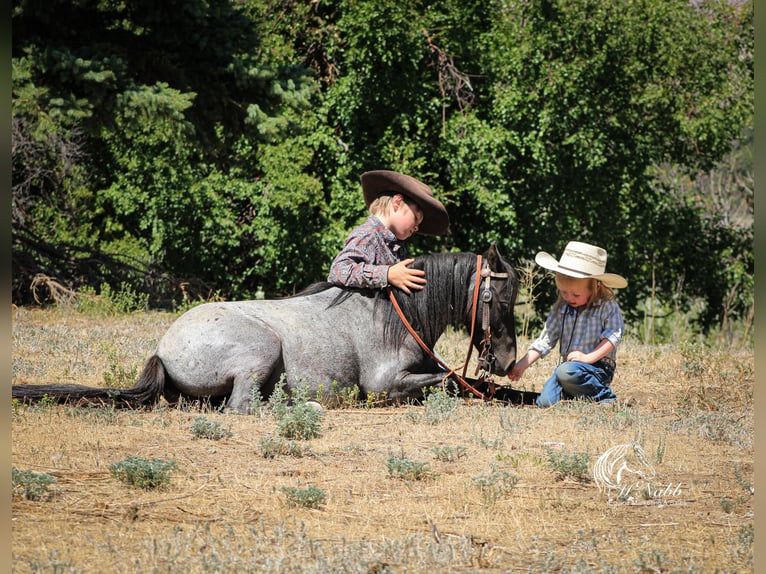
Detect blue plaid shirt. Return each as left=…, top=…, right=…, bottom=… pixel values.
left=327, top=215, right=408, bottom=288
left=530, top=299, right=624, bottom=362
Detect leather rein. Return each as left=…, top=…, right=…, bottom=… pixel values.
left=386, top=254, right=509, bottom=401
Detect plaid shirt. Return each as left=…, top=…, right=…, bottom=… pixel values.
left=327, top=215, right=408, bottom=288
left=530, top=298, right=624, bottom=362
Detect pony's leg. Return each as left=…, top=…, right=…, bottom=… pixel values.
left=224, top=351, right=285, bottom=414
left=386, top=372, right=453, bottom=402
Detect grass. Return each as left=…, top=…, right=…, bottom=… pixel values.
left=11, top=306, right=754, bottom=572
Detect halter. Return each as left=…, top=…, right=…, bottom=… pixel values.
left=387, top=254, right=509, bottom=400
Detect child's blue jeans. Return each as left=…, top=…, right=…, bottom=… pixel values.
left=536, top=360, right=616, bottom=407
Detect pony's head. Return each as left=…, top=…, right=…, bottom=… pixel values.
left=474, top=242, right=519, bottom=375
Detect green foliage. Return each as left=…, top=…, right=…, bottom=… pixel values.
left=546, top=448, right=590, bottom=482
left=108, top=456, right=178, bottom=490
left=190, top=417, right=233, bottom=441
left=12, top=468, right=57, bottom=501
left=471, top=468, right=520, bottom=506
left=423, top=386, right=461, bottom=424
left=260, top=435, right=308, bottom=459
left=281, top=485, right=327, bottom=509
left=432, top=445, right=467, bottom=462
left=103, top=362, right=139, bottom=389
left=77, top=282, right=148, bottom=316
left=386, top=451, right=437, bottom=481
left=11, top=0, right=753, bottom=341
left=270, top=383, right=323, bottom=440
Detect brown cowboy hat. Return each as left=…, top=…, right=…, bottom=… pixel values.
left=360, top=170, right=449, bottom=236
left=535, top=241, right=628, bottom=289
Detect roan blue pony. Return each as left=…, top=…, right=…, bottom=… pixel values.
left=12, top=243, right=525, bottom=412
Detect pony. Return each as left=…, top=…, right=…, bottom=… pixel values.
left=13, top=243, right=524, bottom=412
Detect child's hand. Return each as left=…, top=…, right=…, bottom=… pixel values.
left=387, top=259, right=426, bottom=294
left=566, top=351, right=588, bottom=363
left=508, top=364, right=524, bottom=381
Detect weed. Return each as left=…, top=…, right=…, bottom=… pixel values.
left=260, top=434, right=308, bottom=458
left=471, top=468, right=520, bottom=505
left=731, top=523, right=754, bottom=564
left=109, top=456, right=177, bottom=490
left=77, top=282, right=148, bottom=316
left=387, top=451, right=437, bottom=481
left=281, top=485, right=326, bottom=509
left=720, top=496, right=736, bottom=514
left=546, top=447, right=590, bottom=482
left=432, top=445, right=467, bottom=462
left=733, top=464, right=754, bottom=495
left=12, top=398, right=25, bottom=418
left=34, top=394, right=58, bottom=411
left=272, top=383, right=323, bottom=440
left=499, top=451, right=545, bottom=469
left=423, top=386, right=460, bottom=423
left=64, top=403, right=119, bottom=425
left=654, top=433, right=667, bottom=465
left=12, top=468, right=57, bottom=501
left=329, top=381, right=361, bottom=408
left=248, top=383, right=269, bottom=417
left=190, top=416, right=233, bottom=440
left=471, top=426, right=504, bottom=450
left=102, top=362, right=138, bottom=388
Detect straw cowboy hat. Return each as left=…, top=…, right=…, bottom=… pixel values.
left=535, top=241, right=627, bottom=289
left=360, top=170, right=449, bottom=236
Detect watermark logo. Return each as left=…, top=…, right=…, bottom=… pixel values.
left=593, top=443, right=683, bottom=503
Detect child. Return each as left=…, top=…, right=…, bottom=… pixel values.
left=509, top=241, right=628, bottom=407
left=327, top=170, right=449, bottom=294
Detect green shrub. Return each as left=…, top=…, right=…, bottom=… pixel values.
left=109, top=456, right=177, bottom=489
left=471, top=469, right=520, bottom=506
left=281, top=485, right=326, bottom=509
left=77, top=282, right=148, bottom=315
left=423, top=386, right=461, bottom=424
left=386, top=452, right=437, bottom=481
left=432, top=445, right=467, bottom=462
left=190, top=416, right=233, bottom=441
left=271, top=383, right=322, bottom=440
left=260, top=434, right=308, bottom=458
left=12, top=468, right=57, bottom=501
left=546, top=448, right=590, bottom=482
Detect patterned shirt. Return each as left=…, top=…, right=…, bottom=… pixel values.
left=530, top=298, right=624, bottom=362
left=327, top=215, right=408, bottom=289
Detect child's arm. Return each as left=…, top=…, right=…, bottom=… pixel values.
left=508, top=348, right=542, bottom=381
left=566, top=339, right=614, bottom=365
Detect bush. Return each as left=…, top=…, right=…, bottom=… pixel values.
left=386, top=452, right=437, bottom=481
left=12, top=468, right=57, bottom=501
left=260, top=434, right=308, bottom=458
left=546, top=448, right=590, bottom=482
left=190, top=417, right=233, bottom=441
left=109, top=456, right=178, bottom=489
left=281, top=485, right=326, bottom=509
left=271, top=383, right=323, bottom=440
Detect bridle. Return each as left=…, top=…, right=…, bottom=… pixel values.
left=386, top=254, right=510, bottom=400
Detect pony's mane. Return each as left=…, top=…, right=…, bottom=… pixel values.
left=378, top=252, right=477, bottom=349
left=287, top=253, right=479, bottom=350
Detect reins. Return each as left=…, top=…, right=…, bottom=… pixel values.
left=387, top=254, right=509, bottom=401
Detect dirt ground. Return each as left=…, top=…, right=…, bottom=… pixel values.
left=11, top=308, right=754, bottom=572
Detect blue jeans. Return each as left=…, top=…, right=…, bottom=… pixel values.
left=536, top=360, right=616, bottom=407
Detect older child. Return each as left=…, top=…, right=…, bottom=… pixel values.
left=327, top=170, right=449, bottom=294
left=509, top=241, right=628, bottom=407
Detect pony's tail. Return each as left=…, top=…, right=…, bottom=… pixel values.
left=11, top=355, right=166, bottom=409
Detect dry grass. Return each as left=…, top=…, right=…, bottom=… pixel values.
left=12, top=307, right=754, bottom=573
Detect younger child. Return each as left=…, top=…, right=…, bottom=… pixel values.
left=327, top=170, right=449, bottom=294
left=509, top=241, right=628, bottom=407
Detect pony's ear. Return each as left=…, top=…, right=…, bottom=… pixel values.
left=486, top=241, right=502, bottom=270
